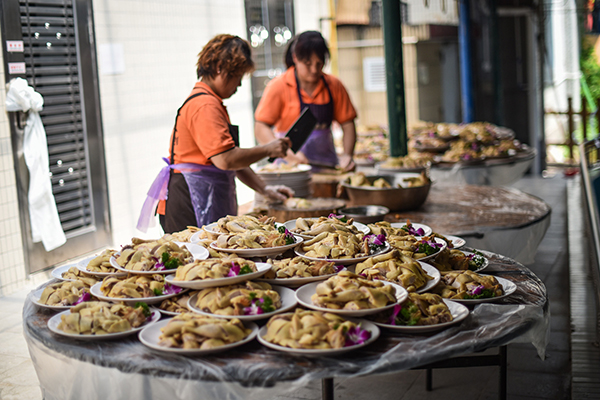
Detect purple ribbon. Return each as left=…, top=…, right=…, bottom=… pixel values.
left=136, top=157, right=204, bottom=232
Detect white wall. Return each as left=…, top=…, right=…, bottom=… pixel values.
left=93, top=0, right=253, bottom=245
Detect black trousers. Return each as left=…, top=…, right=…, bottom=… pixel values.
left=159, top=172, right=197, bottom=234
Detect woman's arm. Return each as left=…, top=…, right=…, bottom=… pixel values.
left=254, top=121, right=276, bottom=145
left=339, top=120, right=357, bottom=171
left=235, top=167, right=294, bottom=201
left=210, top=138, right=291, bottom=170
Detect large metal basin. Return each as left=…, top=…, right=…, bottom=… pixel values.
left=341, top=174, right=431, bottom=211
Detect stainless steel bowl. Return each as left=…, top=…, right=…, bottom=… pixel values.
left=341, top=174, right=431, bottom=211
left=338, top=205, right=390, bottom=224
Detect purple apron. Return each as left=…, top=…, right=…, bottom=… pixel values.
left=296, top=72, right=337, bottom=166
left=137, top=92, right=238, bottom=232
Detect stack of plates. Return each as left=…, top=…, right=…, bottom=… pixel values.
left=254, top=165, right=312, bottom=199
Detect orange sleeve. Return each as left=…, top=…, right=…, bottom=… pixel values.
left=188, top=102, right=235, bottom=159
left=327, top=75, right=358, bottom=125
left=254, top=76, right=286, bottom=126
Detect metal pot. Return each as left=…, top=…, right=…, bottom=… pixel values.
left=340, top=174, right=431, bottom=211
left=338, top=205, right=390, bottom=224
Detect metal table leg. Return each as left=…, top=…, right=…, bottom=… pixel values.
left=322, top=377, right=334, bottom=400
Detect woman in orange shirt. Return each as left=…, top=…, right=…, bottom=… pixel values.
left=254, top=31, right=357, bottom=170
left=138, top=34, right=292, bottom=233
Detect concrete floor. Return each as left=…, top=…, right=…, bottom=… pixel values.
left=0, top=172, right=581, bottom=400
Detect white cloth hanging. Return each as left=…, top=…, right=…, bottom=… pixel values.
left=6, top=78, right=66, bottom=251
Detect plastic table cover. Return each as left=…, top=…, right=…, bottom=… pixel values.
left=24, top=250, right=548, bottom=400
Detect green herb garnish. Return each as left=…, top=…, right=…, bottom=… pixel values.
left=239, top=264, right=253, bottom=275
left=161, top=252, right=181, bottom=270
left=153, top=288, right=163, bottom=296
left=134, top=302, right=151, bottom=317
left=259, top=296, right=275, bottom=313
left=463, top=289, right=496, bottom=300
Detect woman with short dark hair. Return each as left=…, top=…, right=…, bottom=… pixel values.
left=255, top=30, right=357, bottom=170
left=138, top=34, right=292, bottom=233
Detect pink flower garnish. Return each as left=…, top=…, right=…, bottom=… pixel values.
left=345, top=325, right=372, bottom=346
left=228, top=262, right=241, bottom=277
left=388, top=304, right=402, bottom=325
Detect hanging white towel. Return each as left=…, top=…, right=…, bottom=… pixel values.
left=6, top=78, right=66, bottom=251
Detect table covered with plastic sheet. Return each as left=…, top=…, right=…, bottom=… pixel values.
left=24, top=249, right=548, bottom=400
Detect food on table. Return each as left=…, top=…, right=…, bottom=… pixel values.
left=300, top=230, right=372, bottom=259
left=367, top=224, right=441, bottom=260
left=39, top=281, right=92, bottom=306
left=100, top=274, right=183, bottom=299
left=264, top=257, right=341, bottom=279
left=283, top=197, right=313, bottom=209
left=157, top=292, right=193, bottom=314
left=378, top=153, right=434, bottom=169
left=429, top=249, right=487, bottom=271
left=57, top=301, right=150, bottom=335
left=355, top=249, right=433, bottom=292
left=431, top=233, right=454, bottom=248
left=256, top=162, right=302, bottom=173
left=409, top=135, right=448, bottom=151
left=346, top=172, right=429, bottom=189
left=213, top=215, right=278, bottom=234
left=370, top=292, right=453, bottom=326
left=311, top=270, right=397, bottom=310
left=115, top=238, right=193, bottom=272
left=158, top=313, right=252, bottom=349
left=263, top=308, right=372, bottom=349
left=194, top=238, right=239, bottom=258
left=194, top=281, right=281, bottom=316
left=432, top=270, right=504, bottom=300
left=214, top=227, right=294, bottom=250
left=164, top=226, right=200, bottom=242
left=174, top=258, right=257, bottom=281
left=291, top=216, right=359, bottom=237
left=60, top=267, right=98, bottom=287
left=84, top=249, right=119, bottom=273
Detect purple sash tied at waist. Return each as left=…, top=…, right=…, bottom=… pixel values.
left=136, top=157, right=218, bottom=232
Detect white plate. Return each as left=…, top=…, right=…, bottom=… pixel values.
left=89, top=282, right=187, bottom=305
left=210, top=235, right=303, bottom=257
left=164, top=262, right=272, bottom=290
left=109, top=242, right=208, bottom=275
left=390, top=222, right=432, bottom=237
left=257, top=319, right=380, bottom=356
left=409, top=237, right=448, bottom=262
left=460, top=250, right=489, bottom=272
left=187, top=285, right=297, bottom=321
left=443, top=235, right=466, bottom=249
left=445, top=276, right=517, bottom=305
left=139, top=318, right=259, bottom=355
left=51, top=264, right=80, bottom=281
left=283, top=219, right=370, bottom=240
left=258, top=267, right=347, bottom=288
left=295, top=280, right=408, bottom=317
left=31, top=287, right=93, bottom=311
left=370, top=299, right=469, bottom=333
left=76, top=255, right=127, bottom=278
left=295, top=243, right=392, bottom=266
left=189, top=231, right=205, bottom=243
left=416, top=262, right=441, bottom=294
left=48, top=309, right=160, bottom=340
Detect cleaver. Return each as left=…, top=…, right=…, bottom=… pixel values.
left=268, top=107, right=317, bottom=163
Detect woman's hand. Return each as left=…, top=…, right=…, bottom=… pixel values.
left=338, top=154, right=355, bottom=172
left=264, top=138, right=292, bottom=159
left=263, top=185, right=295, bottom=202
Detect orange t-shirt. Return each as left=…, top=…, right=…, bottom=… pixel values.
left=157, top=82, right=236, bottom=215
left=254, top=67, right=357, bottom=133
left=168, top=81, right=236, bottom=165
